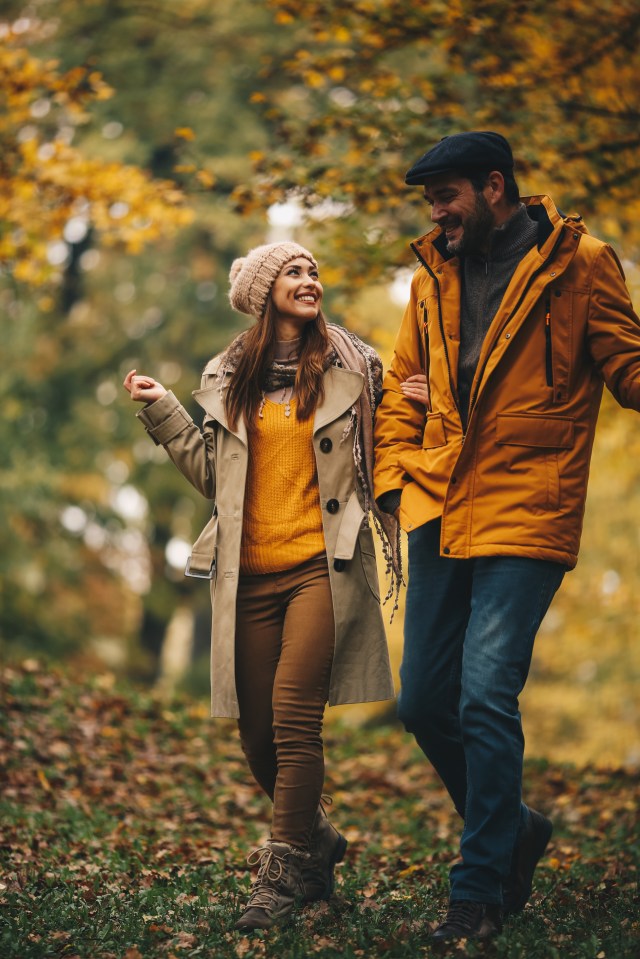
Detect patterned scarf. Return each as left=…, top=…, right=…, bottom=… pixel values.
left=217, top=324, right=402, bottom=614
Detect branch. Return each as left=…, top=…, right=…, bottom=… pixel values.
left=591, top=164, right=640, bottom=193
left=566, top=137, right=640, bottom=160
left=559, top=101, right=640, bottom=123
left=561, top=12, right=640, bottom=75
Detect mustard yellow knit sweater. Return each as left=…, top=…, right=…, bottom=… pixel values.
left=240, top=399, right=325, bottom=574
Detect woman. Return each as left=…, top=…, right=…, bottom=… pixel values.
left=123, top=241, right=401, bottom=932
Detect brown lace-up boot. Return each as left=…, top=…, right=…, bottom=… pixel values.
left=235, top=840, right=308, bottom=931
left=431, top=900, right=503, bottom=941
left=301, top=804, right=348, bottom=902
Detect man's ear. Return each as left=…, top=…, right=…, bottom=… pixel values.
left=485, top=170, right=506, bottom=206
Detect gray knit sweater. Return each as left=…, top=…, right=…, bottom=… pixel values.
left=458, top=203, right=538, bottom=429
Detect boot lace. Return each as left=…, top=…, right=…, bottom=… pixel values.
left=443, top=900, right=482, bottom=928
left=244, top=844, right=305, bottom=912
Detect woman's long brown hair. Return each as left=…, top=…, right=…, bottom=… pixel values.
left=224, top=296, right=331, bottom=430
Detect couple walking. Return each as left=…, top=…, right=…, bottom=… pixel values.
left=124, top=131, right=640, bottom=941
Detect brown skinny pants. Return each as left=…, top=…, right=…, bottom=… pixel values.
left=234, top=553, right=335, bottom=851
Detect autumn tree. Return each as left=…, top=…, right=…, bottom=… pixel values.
left=236, top=0, right=640, bottom=288
left=0, top=4, right=275, bottom=670
left=0, top=1, right=305, bottom=679
left=0, top=28, right=193, bottom=285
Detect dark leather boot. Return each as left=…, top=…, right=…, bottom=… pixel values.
left=431, top=900, right=503, bottom=941
left=235, top=840, right=307, bottom=931
left=301, top=804, right=348, bottom=902
left=503, top=805, right=553, bottom=916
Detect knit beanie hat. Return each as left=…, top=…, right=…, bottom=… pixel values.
left=228, top=241, right=318, bottom=318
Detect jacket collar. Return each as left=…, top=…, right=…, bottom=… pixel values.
left=193, top=363, right=363, bottom=444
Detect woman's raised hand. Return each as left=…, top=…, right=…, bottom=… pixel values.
left=123, top=369, right=168, bottom=405
left=400, top=373, right=429, bottom=406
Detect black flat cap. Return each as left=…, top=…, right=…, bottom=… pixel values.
left=405, top=131, right=514, bottom=185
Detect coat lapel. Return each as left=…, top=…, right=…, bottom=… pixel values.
left=314, top=366, right=364, bottom=433
left=192, top=382, right=248, bottom=446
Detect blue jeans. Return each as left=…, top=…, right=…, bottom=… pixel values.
left=398, top=518, right=565, bottom=903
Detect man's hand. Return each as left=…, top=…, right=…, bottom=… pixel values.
left=123, top=369, right=168, bottom=405
left=400, top=373, right=429, bottom=406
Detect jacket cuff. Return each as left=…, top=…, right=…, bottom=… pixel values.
left=377, top=489, right=402, bottom=516
left=136, top=391, right=194, bottom=446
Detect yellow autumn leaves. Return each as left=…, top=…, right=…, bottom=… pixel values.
left=0, top=30, right=193, bottom=287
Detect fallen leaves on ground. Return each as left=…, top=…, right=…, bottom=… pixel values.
left=1, top=661, right=638, bottom=958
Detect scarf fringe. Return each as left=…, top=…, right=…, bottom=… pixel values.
left=326, top=324, right=403, bottom=618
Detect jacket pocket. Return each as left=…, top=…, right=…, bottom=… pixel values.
left=422, top=412, right=447, bottom=449
left=496, top=413, right=575, bottom=512
left=496, top=413, right=574, bottom=449
left=358, top=528, right=380, bottom=602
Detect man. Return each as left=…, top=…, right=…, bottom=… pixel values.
left=373, top=131, right=640, bottom=941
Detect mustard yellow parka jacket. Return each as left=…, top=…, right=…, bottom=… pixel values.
left=374, top=194, right=640, bottom=568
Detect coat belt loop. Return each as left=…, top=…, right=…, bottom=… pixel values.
left=185, top=513, right=218, bottom=579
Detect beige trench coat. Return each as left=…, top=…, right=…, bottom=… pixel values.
left=137, top=359, right=394, bottom=717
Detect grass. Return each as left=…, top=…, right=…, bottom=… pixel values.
left=1, top=661, right=638, bottom=958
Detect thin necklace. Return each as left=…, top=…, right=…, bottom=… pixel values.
left=280, top=385, right=292, bottom=418
left=258, top=340, right=298, bottom=419
left=258, top=386, right=292, bottom=419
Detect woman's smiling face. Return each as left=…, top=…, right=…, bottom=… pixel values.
left=271, top=257, right=323, bottom=334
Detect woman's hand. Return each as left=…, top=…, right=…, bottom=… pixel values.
left=123, top=369, right=168, bottom=405
left=400, top=373, right=429, bottom=406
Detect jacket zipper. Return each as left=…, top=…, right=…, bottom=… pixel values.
left=421, top=303, right=432, bottom=412
left=545, top=296, right=553, bottom=387
left=411, top=244, right=460, bottom=420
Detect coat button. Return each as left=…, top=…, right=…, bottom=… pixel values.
left=334, top=559, right=346, bottom=572
left=320, top=437, right=333, bottom=453
left=326, top=499, right=340, bottom=514
left=443, top=546, right=451, bottom=555
left=450, top=476, right=457, bottom=484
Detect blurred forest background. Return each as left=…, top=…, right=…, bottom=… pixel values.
left=1, top=0, right=639, bottom=768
